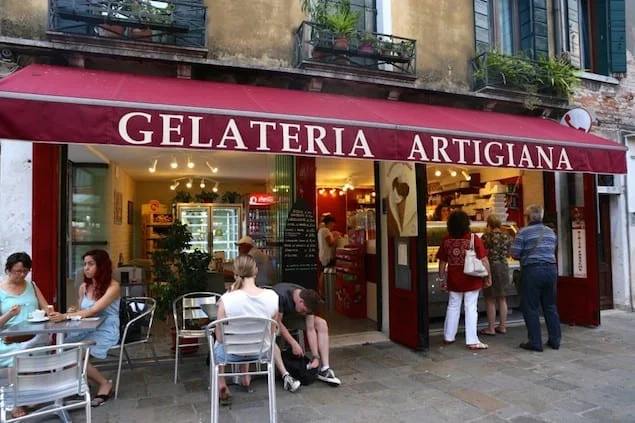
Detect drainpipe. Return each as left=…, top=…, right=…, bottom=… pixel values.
left=623, top=132, right=635, bottom=311
left=558, top=0, right=568, bottom=54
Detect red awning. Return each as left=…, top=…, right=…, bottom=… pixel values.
left=0, top=64, right=626, bottom=173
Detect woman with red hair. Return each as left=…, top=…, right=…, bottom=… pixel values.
left=50, top=249, right=120, bottom=407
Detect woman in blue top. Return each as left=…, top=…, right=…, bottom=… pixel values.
left=50, top=249, right=120, bottom=407
left=0, top=252, right=53, bottom=418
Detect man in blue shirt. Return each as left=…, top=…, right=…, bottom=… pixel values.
left=511, top=204, right=561, bottom=352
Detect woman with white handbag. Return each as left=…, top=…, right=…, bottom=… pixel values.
left=436, top=211, right=492, bottom=350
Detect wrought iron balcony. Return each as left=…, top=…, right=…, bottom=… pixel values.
left=48, top=0, right=207, bottom=48
left=471, top=52, right=577, bottom=102
left=295, top=21, right=417, bottom=76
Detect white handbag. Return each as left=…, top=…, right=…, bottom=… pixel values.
left=463, top=233, right=488, bottom=277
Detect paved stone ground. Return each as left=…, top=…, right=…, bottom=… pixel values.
left=39, top=310, right=635, bottom=422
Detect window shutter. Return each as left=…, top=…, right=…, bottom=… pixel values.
left=52, top=0, right=91, bottom=35
left=608, top=0, right=626, bottom=73
left=567, top=0, right=581, bottom=68
left=474, top=0, right=491, bottom=53
left=519, top=0, right=549, bottom=59
left=173, top=0, right=207, bottom=48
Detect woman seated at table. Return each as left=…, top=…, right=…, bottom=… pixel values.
left=214, top=255, right=301, bottom=405
left=50, top=249, right=120, bottom=408
left=0, top=252, right=53, bottom=418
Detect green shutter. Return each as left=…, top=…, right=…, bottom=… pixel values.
left=519, top=0, right=549, bottom=59
left=608, top=0, right=626, bottom=73
left=173, top=0, right=207, bottom=48
left=567, top=0, right=581, bottom=68
left=474, top=0, right=490, bottom=53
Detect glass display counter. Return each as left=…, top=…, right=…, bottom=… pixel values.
left=426, top=221, right=520, bottom=318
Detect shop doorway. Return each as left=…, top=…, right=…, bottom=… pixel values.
left=598, top=195, right=613, bottom=310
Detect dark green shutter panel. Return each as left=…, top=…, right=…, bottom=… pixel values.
left=474, top=0, right=490, bottom=53
left=519, top=0, right=548, bottom=59
left=174, top=0, right=207, bottom=48
left=52, top=0, right=91, bottom=35
left=608, top=0, right=626, bottom=73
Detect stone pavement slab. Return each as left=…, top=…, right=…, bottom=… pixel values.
left=32, top=310, right=635, bottom=422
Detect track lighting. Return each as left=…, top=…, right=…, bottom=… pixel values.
left=186, top=178, right=193, bottom=189
left=434, top=169, right=441, bottom=177
left=148, top=159, right=157, bottom=173
left=206, top=161, right=219, bottom=173
left=200, top=179, right=206, bottom=189
left=449, top=169, right=457, bottom=177
left=461, top=170, right=472, bottom=181
left=170, top=181, right=180, bottom=190
left=212, top=182, right=219, bottom=193
left=329, top=188, right=336, bottom=195
left=170, top=156, right=178, bottom=169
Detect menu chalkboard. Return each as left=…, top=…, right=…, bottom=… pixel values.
left=282, top=199, right=318, bottom=289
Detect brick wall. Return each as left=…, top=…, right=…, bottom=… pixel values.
left=571, top=51, right=635, bottom=142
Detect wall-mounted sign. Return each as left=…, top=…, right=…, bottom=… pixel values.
left=149, top=200, right=161, bottom=212
left=560, top=108, right=592, bottom=133
left=249, top=193, right=275, bottom=206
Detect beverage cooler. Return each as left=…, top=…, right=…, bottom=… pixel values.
left=176, top=203, right=243, bottom=260
left=246, top=193, right=276, bottom=257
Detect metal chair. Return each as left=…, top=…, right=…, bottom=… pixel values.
left=108, top=297, right=157, bottom=399
left=173, top=292, right=222, bottom=384
left=0, top=341, right=93, bottom=423
left=207, top=317, right=279, bottom=423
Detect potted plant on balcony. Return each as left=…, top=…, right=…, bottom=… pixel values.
left=357, top=32, right=377, bottom=54
left=396, top=40, right=415, bottom=59
left=325, top=7, right=360, bottom=50
left=301, top=0, right=360, bottom=50
left=536, top=54, right=579, bottom=98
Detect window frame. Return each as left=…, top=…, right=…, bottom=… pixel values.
left=491, top=0, right=521, bottom=55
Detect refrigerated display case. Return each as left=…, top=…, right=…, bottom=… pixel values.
left=176, top=203, right=242, bottom=260
left=246, top=193, right=276, bottom=257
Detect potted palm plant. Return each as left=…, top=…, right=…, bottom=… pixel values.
left=325, top=9, right=360, bottom=50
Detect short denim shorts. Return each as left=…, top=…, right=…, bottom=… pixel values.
left=213, top=342, right=266, bottom=364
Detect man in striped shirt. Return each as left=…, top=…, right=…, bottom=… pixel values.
left=511, top=204, right=561, bottom=352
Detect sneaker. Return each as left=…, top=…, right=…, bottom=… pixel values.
left=283, top=374, right=301, bottom=392
left=317, top=368, right=341, bottom=386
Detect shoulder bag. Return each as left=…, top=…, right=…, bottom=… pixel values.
left=512, top=225, right=546, bottom=293
left=464, top=233, right=489, bottom=278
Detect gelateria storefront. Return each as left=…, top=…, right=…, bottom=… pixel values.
left=0, top=64, right=627, bottom=349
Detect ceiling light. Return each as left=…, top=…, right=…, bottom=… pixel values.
left=170, top=181, right=180, bottom=191
left=212, top=182, right=219, bottom=193
left=206, top=161, right=219, bottom=173
left=434, top=169, right=442, bottom=177
left=318, top=188, right=325, bottom=195
left=339, top=190, right=345, bottom=196
left=461, top=170, right=472, bottom=181
left=148, top=159, right=157, bottom=173
left=371, top=192, right=376, bottom=197
left=449, top=169, right=457, bottom=177
left=170, top=157, right=178, bottom=169
left=329, top=188, right=336, bottom=195
left=187, top=156, right=195, bottom=169
left=186, top=178, right=193, bottom=189
left=200, top=179, right=206, bottom=189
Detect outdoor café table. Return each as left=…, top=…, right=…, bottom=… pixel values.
left=0, top=317, right=104, bottom=422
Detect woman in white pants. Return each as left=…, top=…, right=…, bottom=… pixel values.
left=436, top=211, right=492, bottom=350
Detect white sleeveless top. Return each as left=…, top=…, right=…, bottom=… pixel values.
left=221, top=289, right=279, bottom=320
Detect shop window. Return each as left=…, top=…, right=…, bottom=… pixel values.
left=554, top=172, right=585, bottom=277
left=69, top=164, right=109, bottom=277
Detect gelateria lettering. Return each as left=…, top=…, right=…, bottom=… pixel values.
left=118, top=111, right=573, bottom=170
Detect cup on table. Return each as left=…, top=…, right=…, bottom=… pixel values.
left=46, top=305, right=54, bottom=315
left=30, top=309, right=46, bottom=320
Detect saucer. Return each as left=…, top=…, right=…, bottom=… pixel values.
left=27, top=316, right=49, bottom=323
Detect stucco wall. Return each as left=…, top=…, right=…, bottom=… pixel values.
left=0, top=0, right=47, bottom=39
left=391, top=0, right=474, bottom=90
left=108, top=164, right=135, bottom=265
left=207, top=0, right=303, bottom=67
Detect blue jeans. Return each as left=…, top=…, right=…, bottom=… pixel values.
left=520, top=264, right=561, bottom=349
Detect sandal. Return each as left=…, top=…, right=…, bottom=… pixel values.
left=91, top=380, right=114, bottom=408
left=478, top=329, right=496, bottom=337
left=219, top=387, right=232, bottom=406
left=495, top=327, right=507, bottom=334
left=467, top=342, right=489, bottom=350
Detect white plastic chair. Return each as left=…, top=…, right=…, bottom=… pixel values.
left=173, top=292, right=222, bottom=383
left=108, top=297, right=157, bottom=399
left=0, top=341, right=93, bottom=423
left=206, top=317, right=279, bottom=423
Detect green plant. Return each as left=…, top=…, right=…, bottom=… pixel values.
left=221, top=191, right=242, bottom=204
left=120, top=0, right=175, bottom=24
left=301, top=0, right=360, bottom=36
left=397, top=40, right=415, bottom=58
left=325, top=10, right=360, bottom=36
left=537, top=55, right=579, bottom=97
left=194, top=190, right=219, bottom=203
left=172, top=190, right=192, bottom=205
left=151, top=220, right=212, bottom=321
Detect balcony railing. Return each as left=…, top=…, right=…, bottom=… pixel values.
left=48, top=0, right=207, bottom=48
left=471, top=52, right=575, bottom=100
left=295, top=21, right=417, bottom=76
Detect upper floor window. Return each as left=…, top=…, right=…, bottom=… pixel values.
left=492, top=0, right=519, bottom=55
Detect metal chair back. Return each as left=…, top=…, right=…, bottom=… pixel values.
left=0, top=342, right=93, bottom=423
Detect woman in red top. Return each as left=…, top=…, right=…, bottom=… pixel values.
left=436, top=211, right=492, bottom=350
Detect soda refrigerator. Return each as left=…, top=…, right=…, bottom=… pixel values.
left=176, top=203, right=243, bottom=260
left=246, top=193, right=276, bottom=257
